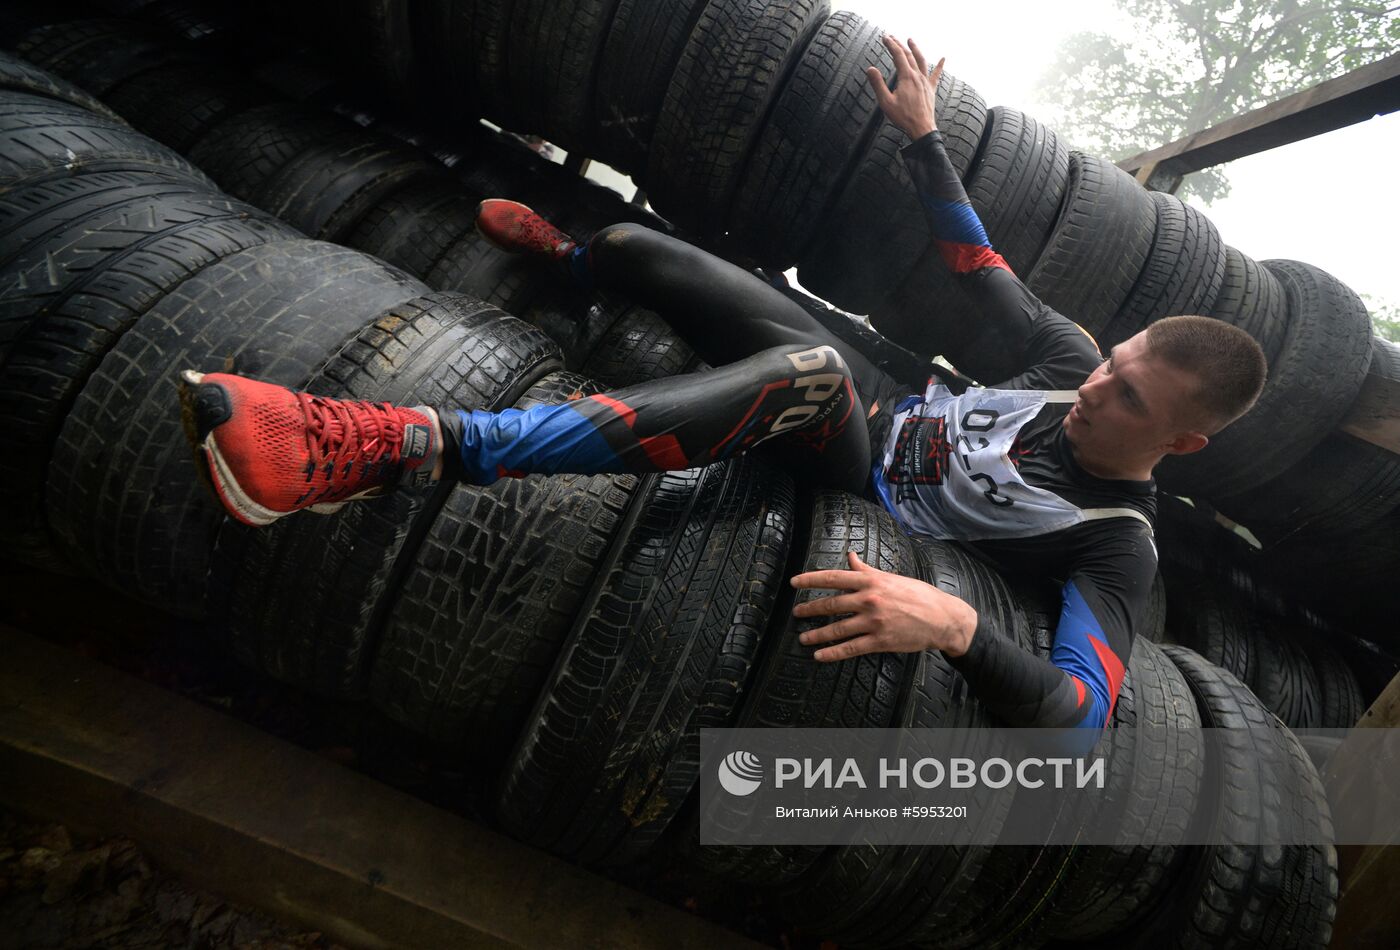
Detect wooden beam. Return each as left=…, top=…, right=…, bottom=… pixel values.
left=0, top=626, right=763, bottom=950
left=1340, top=366, right=1400, bottom=453
left=1327, top=670, right=1400, bottom=949
left=1118, top=52, right=1400, bottom=183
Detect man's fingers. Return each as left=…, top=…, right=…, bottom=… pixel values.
left=882, top=33, right=914, bottom=78
left=908, top=38, right=929, bottom=78
left=791, top=568, right=868, bottom=590
left=847, top=550, right=879, bottom=573
left=931, top=55, right=946, bottom=88
left=814, top=635, right=879, bottom=663
left=864, top=65, right=895, bottom=110
left=792, top=592, right=864, bottom=618
left=799, top=616, right=867, bottom=646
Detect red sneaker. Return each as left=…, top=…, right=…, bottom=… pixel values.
left=177, top=370, right=440, bottom=526
left=475, top=198, right=576, bottom=259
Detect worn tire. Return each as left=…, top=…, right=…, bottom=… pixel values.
left=1046, top=639, right=1205, bottom=940
left=776, top=538, right=1027, bottom=946
left=186, top=102, right=351, bottom=203
left=44, top=240, right=428, bottom=616
left=368, top=374, right=644, bottom=768
left=591, top=0, right=709, bottom=175
left=645, top=0, right=829, bottom=241
left=1100, top=190, right=1226, bottom=348
left=0, top=48, right=123, bottom=121
left=723, top=11, right=887, bottom=269
left=207, top=294, right=560, bottom=698
left=252, top=127, right=447, bottom=243
left=690, top=490, right=916, bottom=887
left=0, top=93, right=207, bottom=193
left=1161, top=259, right=1375, bottom=499
left=342, top=176, right=479, bottom=280
left=1144, top=646, right=1337, bottom=950
left=102, top=62, right=274, bottom=154
left=498, top=457, right=795, bottom=867
left=0, top=177, right=293, bottom=569
left=1026, top=151, right=1156, bottom=336
left=15, top=17, right=188, bottom=98
left=576, top=305, right=703, bottom=386
left=505, top=0, right=624, bottom=151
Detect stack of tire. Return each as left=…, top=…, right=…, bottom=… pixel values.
left=0, top=4, right=1358, bottom=946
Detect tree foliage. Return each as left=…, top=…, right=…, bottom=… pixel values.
left=1037, top=0, right=1399, bottom=201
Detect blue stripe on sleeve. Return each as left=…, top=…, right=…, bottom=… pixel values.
left=1050, top=581, right=1114, bottom=733
left=918, top=194, right=991, bottom=248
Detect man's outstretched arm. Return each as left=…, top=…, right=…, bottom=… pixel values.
left=868, top=37, right=1100, bottom=387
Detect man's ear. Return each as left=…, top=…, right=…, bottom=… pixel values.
left=1165, top=431, right=1209, bottom=456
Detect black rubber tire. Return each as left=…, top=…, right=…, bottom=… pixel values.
left=206, top=294, right=560, bottom=699
left=185, top=102, right=351, bottom=203
left=0, top=49, right=124, bottom=121
left=342, top=176, right=479, bottom=280
left=1252, top=627, right=1325, bottom=730
left=1213, top=337, right=1400, bottom=544
left=423, top=229, right=573, bottom=316
left=1143, top=646, right=1337, bottom=950
left=419, top=0, right=516, bottom=131
left=1207, top=246, right=1288, bottom=365
left=1026, top=151, right=1156, bottom=337
left=1100, top=190, right=1226, bottom=348
left=591, top=0, right=709, bottom=175
left=868, top=106, right=1069, bottom=379
left=1301, top=635, right=1365, bottom=729
left=1164, top=579, right=1260, bottom=696
left=689, top=490, right=916, bottom=887
left=774, top=538, right=1027, bottom=946
left=645, top=0, right=829, bottom=242
left=504, top=0, right=625, bottom=151
left=250, top=127, right=447, bottom=243
left=576, top=305, right=703, bottom=386
left=367, top=374, right=640, bottom=767
left=0, top=170, right=228, bottom=361
left=102, top=62, right=274, bottom=155
left=0, top=178, right=294, bottom=570
left=497, top=457, right=796, bottom=867
left=44, top=240, right=428, bottom=617
left=1045, top=639, right=1205, bottom=941
left=14, top=17, right=189, bottom=98
left=1171, top=261, right=1375, bottom=504
left=723, top=11, right=887, bottom=269
left=0, top=93, right=208, bottom=193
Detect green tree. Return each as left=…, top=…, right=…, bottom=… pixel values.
left=1365, top=293, right=1400, bottom=343
left=1037, top=0, right=1399, bottom=201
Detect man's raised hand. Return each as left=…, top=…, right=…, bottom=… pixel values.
left=789, top=550, right=977, bottom=662
left=865, top=36, right=944, bottom=141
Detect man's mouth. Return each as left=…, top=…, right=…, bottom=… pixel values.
left=1071, top=403, right=1089, bottom=426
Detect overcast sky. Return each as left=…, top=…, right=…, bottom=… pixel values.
left=835, top=0, right=1400, bottom=314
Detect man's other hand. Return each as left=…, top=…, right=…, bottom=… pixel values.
left=790, top=550, right=977, bottom=662
left=866, top=36, right=943, bottom=141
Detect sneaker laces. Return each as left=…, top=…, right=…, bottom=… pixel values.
left=515, top=211, right=569, bottom=252
left=298, top=392, right=406, bottom=484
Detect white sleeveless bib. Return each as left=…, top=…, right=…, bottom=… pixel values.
left=874, top=384, right=1152, bottom=541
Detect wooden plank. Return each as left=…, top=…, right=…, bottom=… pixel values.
left=1326, top=670, right=1400, bottom=949
left=1118, top=52, right=1400, bottom=181
left=1340, top=367, right=1400, bottom=453
left=0, top=626, right=763, bottom=950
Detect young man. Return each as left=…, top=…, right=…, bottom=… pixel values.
left=178, top=37, right=1266, bottom=745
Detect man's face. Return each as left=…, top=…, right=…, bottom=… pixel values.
left=1061, top=329, right=1204, bottom=465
